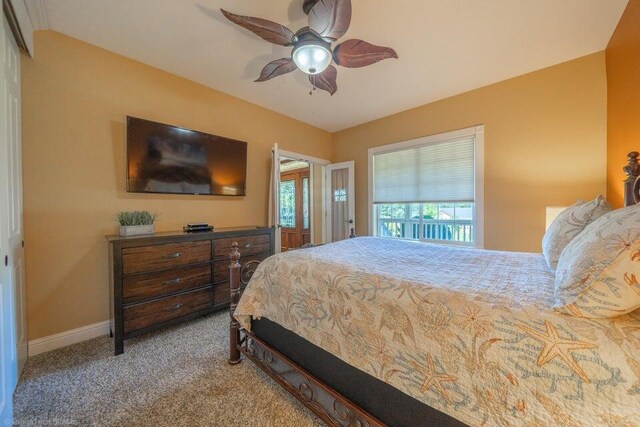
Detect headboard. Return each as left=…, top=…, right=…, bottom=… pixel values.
left=624, top=151, right=640, bottom=207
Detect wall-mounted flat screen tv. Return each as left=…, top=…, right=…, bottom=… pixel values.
left=126, top=117, right=248, bottom=196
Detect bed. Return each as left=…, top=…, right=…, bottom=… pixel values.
left=228, top=152, right=640, bottom=427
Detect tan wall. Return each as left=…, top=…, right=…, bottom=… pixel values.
left=606, top=0, right=640, bottom=208
left=332, top=53, right=607, bottom=252
left=22, top=31, right=332, bottom=340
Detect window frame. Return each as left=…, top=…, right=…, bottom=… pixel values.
left=367, top=126, right=484, bottom=248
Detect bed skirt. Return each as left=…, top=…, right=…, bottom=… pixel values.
left=252, top=318, right=466, bottom=427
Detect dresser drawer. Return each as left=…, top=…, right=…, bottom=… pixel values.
left=213, top=252, right=270, bottom=281
left=109, top=228, right=273, bottom=354
left=213, top=251, right=270, bottom=305
left=214, top=282, right=231, bottom=304
left=122, top=241, right=211, bottom=274
left=123, top=264, right=211, bottom=304
left=214, top=279, right=252, bottom=302
left=214, top=234, right=271, bottom=259
left=123, top=287, right=213, bottom=334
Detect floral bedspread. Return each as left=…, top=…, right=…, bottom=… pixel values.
left=234, top=237, right=640, bottom=426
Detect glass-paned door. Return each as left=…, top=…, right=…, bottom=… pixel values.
left=280, top=167, right=310, bottom=251
left=325, top=161, right=355, bottom=242
left=279, top=180, right=296, bottom=228
left=302, top=177, right=309, bottom=229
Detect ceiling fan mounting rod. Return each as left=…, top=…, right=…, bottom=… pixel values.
left=302, top=0, right=320, bottom=15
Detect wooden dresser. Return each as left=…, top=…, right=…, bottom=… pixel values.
left=106, top=227, right=274, bottom=355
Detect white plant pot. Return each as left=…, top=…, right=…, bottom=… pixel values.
left=119, top=224, right=155, bottom=237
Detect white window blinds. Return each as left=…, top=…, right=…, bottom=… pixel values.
left=373, top=136, right=475, bottom=204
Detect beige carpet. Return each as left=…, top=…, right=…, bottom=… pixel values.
left=14, top=312, right=323, bottom=426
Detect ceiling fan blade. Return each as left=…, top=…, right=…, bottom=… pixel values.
left=333, top=39, right=398, bottom=68
left=255, top=58, right=298, bottom=82
left=221, top=9, right=295, bottom=46
left=309, top=65, right=338, bottom=95
left=308, top=0, right=352, bottom=41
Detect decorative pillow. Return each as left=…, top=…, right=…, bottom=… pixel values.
left=554, top=203, right=640, bottom=318
left=542, top=195, right=611, bottom=270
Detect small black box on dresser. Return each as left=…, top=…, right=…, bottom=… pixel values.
left=106, top=227, right=274, bottom=355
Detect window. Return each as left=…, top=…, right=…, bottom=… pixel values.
left=303, top=177, right=310, bottom=229
left=375, top=202, right=474, bottom=243
left=333, top=188, right=346, bottom=202
left=279, top=180, right=296, bottom=228
left=369, top=126, right=483, bottom=247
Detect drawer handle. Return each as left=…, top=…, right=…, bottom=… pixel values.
left=166, top=303, right=183, bottom=311
left=166, top=252, right=182, bottom=259
left=164, top=278, right=183, bottom=285
left=244, top=243, right=252, bottom=248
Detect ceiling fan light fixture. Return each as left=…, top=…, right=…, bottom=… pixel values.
left=292, top=40, right=332, bottom=75
left=222, top=0, right=398, bottom=95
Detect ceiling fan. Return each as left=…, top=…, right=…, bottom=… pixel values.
left=221, top=0, right=398, bottom=95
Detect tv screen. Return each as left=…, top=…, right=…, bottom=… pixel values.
left=126, top=117, right=247, bottom=196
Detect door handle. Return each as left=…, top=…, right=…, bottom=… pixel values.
left=345, top=219, right=354, bottom=224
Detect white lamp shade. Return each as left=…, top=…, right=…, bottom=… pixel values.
left=545, top=206, right=568, bottom=230
left=292, top=44, right=332, bottom=75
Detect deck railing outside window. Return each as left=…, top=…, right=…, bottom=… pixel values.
left=375, top=203, right=474, bottom=244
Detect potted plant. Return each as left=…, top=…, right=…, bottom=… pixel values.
left=116, top=211, right=157, bottom=236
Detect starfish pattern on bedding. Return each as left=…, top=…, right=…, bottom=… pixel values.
left=518, top=320, right=597, bottom=383
left=410, top=353, right=457, bottom=403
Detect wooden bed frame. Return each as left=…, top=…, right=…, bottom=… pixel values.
left=228, top=151, right=640, bottom=427
left=624, top=151, right=640, bottom=206
left=228, top=243, right=383, bottom=426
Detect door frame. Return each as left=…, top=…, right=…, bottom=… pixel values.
left=278, top=149, right=330, bottom=247
left=325, top=161, right=355, bottom=243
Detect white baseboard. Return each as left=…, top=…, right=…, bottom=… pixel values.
left=28, top=320, right=111, bottom=357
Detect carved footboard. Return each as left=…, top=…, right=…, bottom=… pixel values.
left=228, top=242, right=385, bottom=427
left=624, top=151, right=640, bottom=207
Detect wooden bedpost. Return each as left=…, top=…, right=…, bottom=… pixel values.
left=229, top=242, right=242, bottom=365
left=624, top=151, right=640, bottom=207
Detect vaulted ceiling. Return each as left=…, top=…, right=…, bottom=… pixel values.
left=30, top=0, right=628, bottom=131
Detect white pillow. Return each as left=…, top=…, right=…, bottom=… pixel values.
left=554, top=203, right=640, bottom=318
left=542, top=195, right=611, bottom=270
